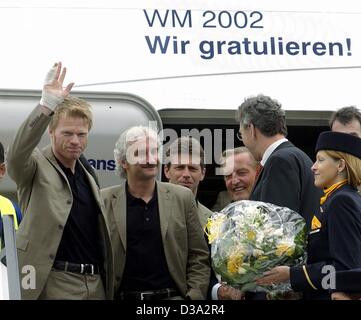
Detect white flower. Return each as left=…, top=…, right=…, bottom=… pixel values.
left=253, top=249, right=264, bottom=257
left=238, top=266, right=247, bottom=274
left=208, top=200, right=306, bottom=294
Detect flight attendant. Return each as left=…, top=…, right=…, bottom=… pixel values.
left=257, top=131, right=361, bottom=300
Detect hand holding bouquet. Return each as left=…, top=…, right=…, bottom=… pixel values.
left=206, top=200, right=306, bottom=297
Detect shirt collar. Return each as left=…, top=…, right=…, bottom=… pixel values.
left=320, top=179, right=348, bottom=205
left=261, top=138, right=288, bottom=166
left=126, top=181, right=158, bottom=204
left=56, top=158, right=80, bottom=176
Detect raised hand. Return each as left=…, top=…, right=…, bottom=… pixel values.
left=40, top=62, right=74, bottom=110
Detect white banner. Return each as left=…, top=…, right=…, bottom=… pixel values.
left=1, top=0, right=361, bottom=110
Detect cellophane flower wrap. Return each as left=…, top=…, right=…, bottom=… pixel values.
left=207, top=200, right=307, bottom=297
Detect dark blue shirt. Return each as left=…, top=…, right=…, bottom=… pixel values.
left=119, top=184, right=176, bottom=292
left=55, top=161, right=103, bottom=265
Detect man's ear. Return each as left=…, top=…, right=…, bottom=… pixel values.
left=119, top=159, right=128, bottom=170
left=0, top=163, right=6, bottom=179
left=164, top=165, right=170, bottom=180
left=48, top=126, right=54, bottom=143
left=200, top=167, right=206, bottom=181
left=250, top=123, right=257, bottom=138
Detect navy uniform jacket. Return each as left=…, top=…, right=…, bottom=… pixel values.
left=290, top=185, right=361, bottom=300
left=251, top=141, right=322, bottom=229
left=334, top=268, right=361, bottom=292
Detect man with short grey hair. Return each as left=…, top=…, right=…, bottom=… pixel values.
left=211, top=146, right=258, bottom=300
left=102, top=126, right=210, bottom=300
left=238, top=94, right=320, bottom=229
left=212, top=147, right=258, bottom=212
left=237, top=94, right=321, bottom=300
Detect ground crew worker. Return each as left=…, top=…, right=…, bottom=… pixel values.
left=0, top=141, right=22, bottom=249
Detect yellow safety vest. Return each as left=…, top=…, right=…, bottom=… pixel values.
left=0, top=195, right=19, bottom=249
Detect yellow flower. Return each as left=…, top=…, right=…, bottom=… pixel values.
left=286, top=247, right=295, bottom=256
left=246, top=230, right=256, bottom=241
left=276, top=242, right=295, bottom=257
left=205, top=215, right=225, bottom=244
left=227, top=254, right=243, bottom=274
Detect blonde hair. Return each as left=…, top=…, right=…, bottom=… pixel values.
left=324, top=150, right=361, bottom=189
left=49, top=96, right=93, bottom=130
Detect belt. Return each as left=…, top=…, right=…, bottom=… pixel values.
left=53, top=260, right=101, bottom=275
left=119, top=288, right=179, bottom=301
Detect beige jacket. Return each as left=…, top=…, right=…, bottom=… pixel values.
left=101, top=180, right=210, bottom=300
left=7, top=105, right=114, bottom=300
left=197, top=202, right=213, bottom=228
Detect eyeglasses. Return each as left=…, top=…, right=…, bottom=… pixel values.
left=236, top=131, right=243, bottom=142
left=236, top=123, right=253, bottom=142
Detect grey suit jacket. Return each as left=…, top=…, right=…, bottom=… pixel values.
left=101, top=180, right=211, bottom=299
left=7, top=105, right=114, bottom=300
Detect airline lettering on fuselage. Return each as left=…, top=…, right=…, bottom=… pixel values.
left=88, top=159, right=116, bottom=171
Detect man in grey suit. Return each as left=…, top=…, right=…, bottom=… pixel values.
left=7, top=62, right=113, bottom=300
left=164, top=136, right=212, bottom=227
left=102, top=126, right=210, bottom=300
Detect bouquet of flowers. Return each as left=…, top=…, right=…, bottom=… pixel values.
left=206, top=200, right=307, bottom=297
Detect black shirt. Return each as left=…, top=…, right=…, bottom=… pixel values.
left=119, top=184, right=176, bottom=292
left=55, top=160, right=103, bottom=265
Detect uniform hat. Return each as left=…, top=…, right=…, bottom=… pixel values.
left=315, top=131, right=361, bottom=159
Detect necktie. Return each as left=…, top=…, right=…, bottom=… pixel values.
left=255, top=164, right=263, bottom=181
left=319, top=179, right=347, bottom=205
